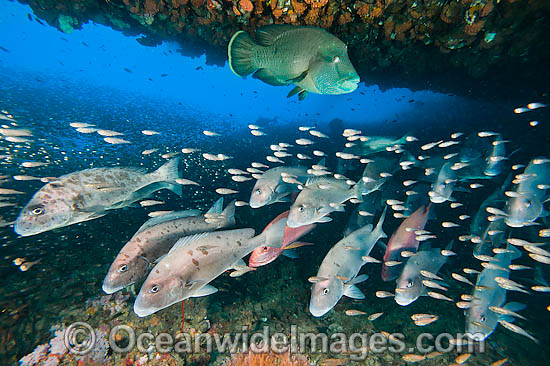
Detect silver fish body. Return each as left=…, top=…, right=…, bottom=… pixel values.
left=102, top=199, right=235, bottom=294
left=309, top=208, right=386, bottom=317
left=14, top=159, right=182, bottom=236
left=249, top=166, right=309, bottom=208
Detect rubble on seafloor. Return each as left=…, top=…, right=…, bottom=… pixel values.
left=17, top=0, right=550, bottom=96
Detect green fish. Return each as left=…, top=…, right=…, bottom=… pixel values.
left=228, top=25, right=359, bottom=100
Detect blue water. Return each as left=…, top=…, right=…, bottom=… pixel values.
left=1, top=0, right=550, bottom=365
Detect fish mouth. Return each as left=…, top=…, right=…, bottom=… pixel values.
left=309, top=305, right=329, bottom=317
left=133, top=299, right=154, bottom=318
left=465, top=331, right=487, bottom=342
left=248, top=200, right=262, bottom=209
left=394, top=295, right=414, bottom=306
left=504, top=217, right=525, bottom=228
left=13, top=221, right=38, bottom=237
left=102, top=282, right=122, bottom=295
left=339, top=76, right=360, bottom=91
left=286, top=218, right=303, bottom=228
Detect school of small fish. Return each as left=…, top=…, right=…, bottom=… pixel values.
left=1, top=103, right=549, bottom=365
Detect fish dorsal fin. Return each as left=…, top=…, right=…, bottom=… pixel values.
left=304, top=176, right=331, bottom=187
left=168, top=232, right=210, bottom=254
left=206, top=198, right=224, bottom=214
left=136, top=209, right=201, bottom=233
left=255, top=24, right=295, bottom=46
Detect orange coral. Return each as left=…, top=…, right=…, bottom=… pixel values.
left=171, top=0, right=188, bottom=7
left=273, top=8, right=283, bottom=18
left=239, top=0, right=253, bottom=13
left=384, top=19, right=394, bottom=39
left=357, top=4, right=370, bottom=18
left=144, top=0, right=160, bottom=15
left=304, top=8, right=319, bottom=24
left=395, top=19, right=412, bottom=33
left=409, top=9, right=421, bottom=19
left=190, top=0, right=205, bottom=8
left=223, top=351, right=309, bottom=366
left=480, top=0, right=493, bottom=17
left=371, top=7, right=383, bottom=18
left=304, top=0, right=328, bottom=9
left=233, top=5, right=241, bottom=16
left=440, top=2, right=461, bottom=24
left=292, top=0, right=307, bottom=15
left=464, top=19, right=485, bottom=35
left=338, top=12, right=353, bottom=25
left=254, top=1, right=263, bottom=14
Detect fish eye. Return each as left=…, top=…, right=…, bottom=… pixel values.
left=298, top=205, right=305, bottom=212
left=407, top=280, right=414, bottom=288
left=31, top=207, right=44, bottom=215
left=261, top=247, right=268, bottom=252
left=322, top=288, right=329, bottom=295
left=255, top=189, right=262, bottom=195
left=480, top=315, right=486, bottom=323
left=150, top=285, right=159, bottom=293
left=332, top=56, right=340, bottom=63
left=118, top=264, right=128, bottom=273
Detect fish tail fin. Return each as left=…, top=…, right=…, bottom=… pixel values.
left=374, top=206, right=388, bottom=240
left=228, top=31, right=258, bottom=77
left=355, top=165, right=371, bottom=198
left=222, top=200, right=236, bottom=226
left=153, top=158, right=182, bottom=196
left=506, top=243, right=522, bottom=261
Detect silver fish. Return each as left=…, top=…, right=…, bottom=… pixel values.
left=15, top=159, right=182, bottom=236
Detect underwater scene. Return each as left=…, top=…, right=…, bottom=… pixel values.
left=1, top=0, right=550, bottom=365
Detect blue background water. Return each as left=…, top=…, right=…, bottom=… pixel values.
left=0, top=0, right=475, bottom=129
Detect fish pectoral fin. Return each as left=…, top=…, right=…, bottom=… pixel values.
left=343, top=284, right=365, bottom=299
left=350, top=274, right=369, bottom=285
left=503, top=301, right=526, bottom=312
left=287, top=86, right=304, bottom=98
left=283, top=241, right=313, bottom=250
left=298, top=90, right=307, bottom=101
left=231, top=258, right=247, bottom=270
left=316, top=216, right=333, bottom=223
left=281, top=249, right=299, bottom=259
left=286, top=69, right=308, bottom=84
left=81, top=211, right=108, bottom=221
left=252, top=69, right=288, bottom=86
left=454, top=187, right=471, bottom=193
left=191, top=284, right=218, bottom=297
left=230, top=265, right=256, bottom=277
left=274, top=193, right=291, bottom=203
